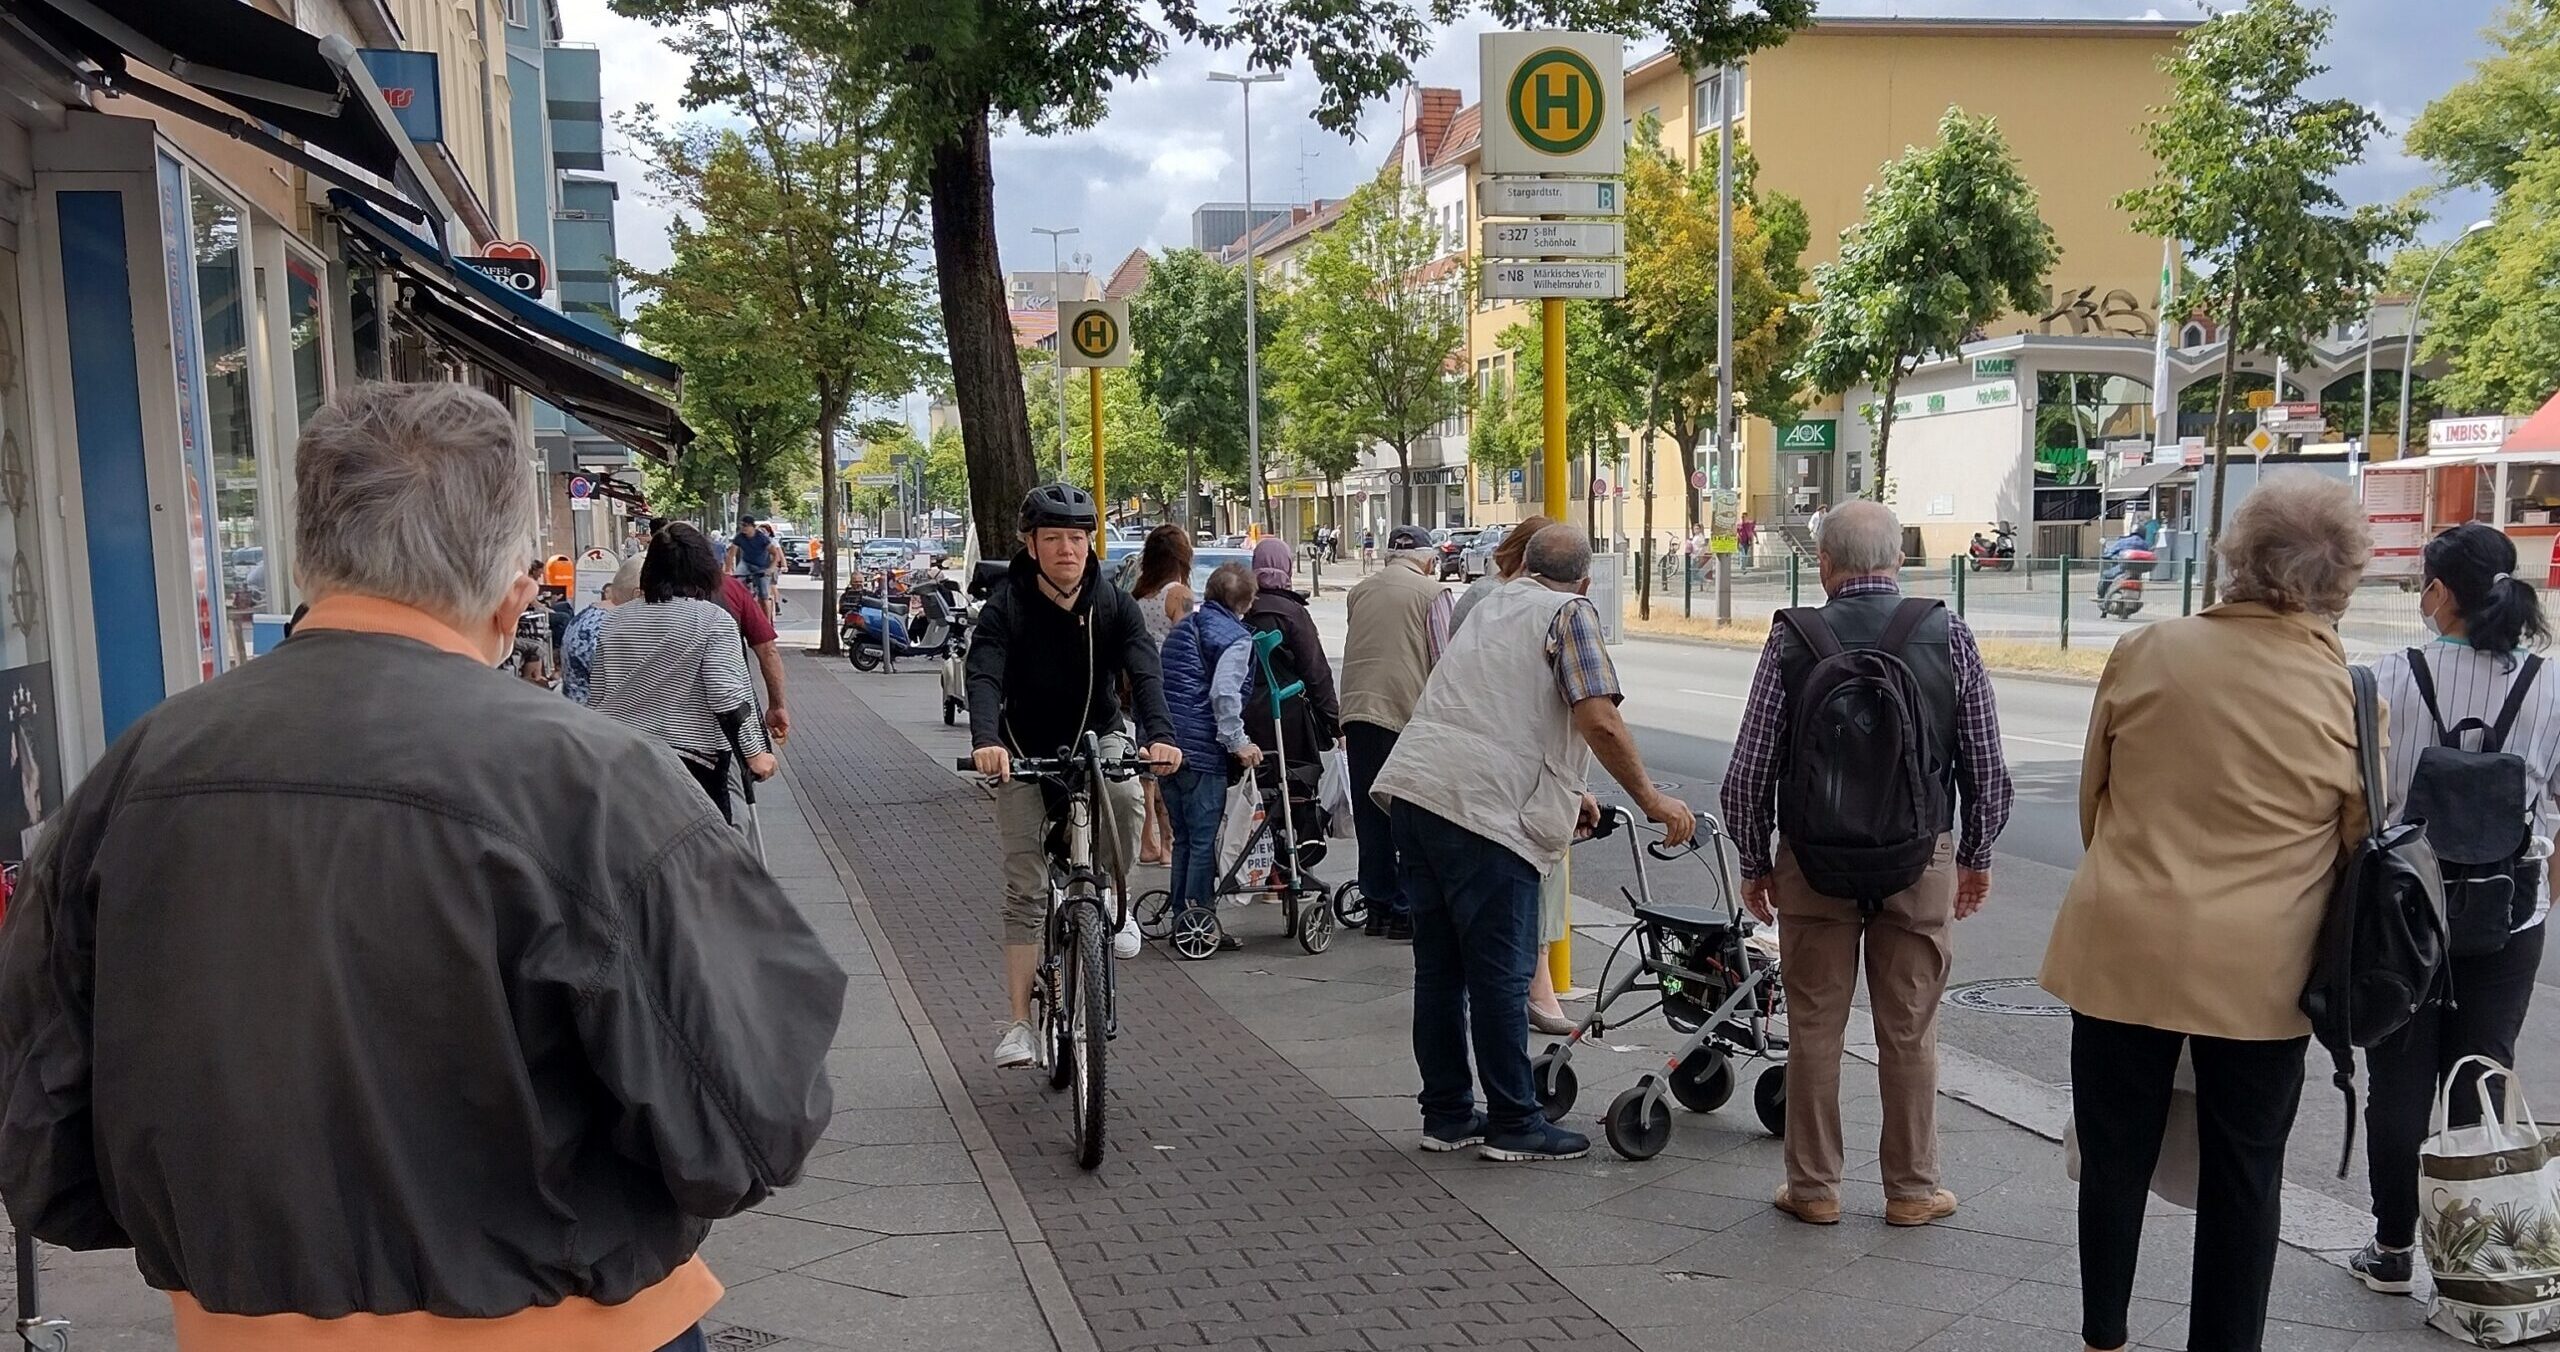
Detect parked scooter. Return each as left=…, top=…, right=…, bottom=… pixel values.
left=1967, top=522, right=2018, bottom=571
left=843, top=567, right=970, bottom=683
left=2096, top=533, right=2159, bottom=619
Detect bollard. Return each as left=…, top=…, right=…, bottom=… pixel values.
left=2182, top=557, right=2196, bottom=616
left=1310, top=548, right=1321, bottom=597
left=2060, top=556, right=2072, bottom=650
left=1788, top=553, right=1801, bottom=608
left=1952, top=556, right=1967, bottom=618
left=1548, top=857, right=1573, bottom=995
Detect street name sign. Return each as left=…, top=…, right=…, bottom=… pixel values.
left=1058, top=298, right=1133, bottom=368
left=855, top=473, right=899, bottom=487
left=1482, top=219, right=1621, bottom=259
left=1477, top=176, right=1620, bottom=217
left=1483, top=261, right=1624, bottom=300
left=2259, top=401, right=2324, bottom=435
left=1480, top=33, right=1626, bottom=177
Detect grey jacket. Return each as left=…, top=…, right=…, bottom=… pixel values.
left=0, top=630, right=845, bottom=1318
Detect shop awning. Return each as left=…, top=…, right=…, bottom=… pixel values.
left=2505, top=392, right=2560, bottom=457
left=329, top=191, right=690, bottom=461
left=8, top=0, right=408, bottom=182
left=2103, top=462, right=2191, bottom=499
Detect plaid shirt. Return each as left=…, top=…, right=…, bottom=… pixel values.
left=1719, top=576, right=2011, bottom=879
left=1548, top=595, right=1621, bottom=705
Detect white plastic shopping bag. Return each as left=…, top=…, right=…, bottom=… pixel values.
left=1215, top=776, right=1275, bottom=887
left=2063, top=1046, right=2199, bottom=1210
left=1318, top=747, right=1354, bottom=839
left=2421, top=1056, right=2560, bottom=1346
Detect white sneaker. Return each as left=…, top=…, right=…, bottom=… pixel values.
left=1115, top=913, right=1143, bottom=960
left=992, top=1021, right=1036, bottom=1068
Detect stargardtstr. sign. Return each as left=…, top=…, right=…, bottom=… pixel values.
left=1058, top=298, right=1131, bottom=369
left=1479, top=33, right=1625, bottom=177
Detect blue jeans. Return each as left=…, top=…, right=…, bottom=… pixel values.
left=1345, top=722, right=1406, bottom=918
left=659, top=1327, right=708, bottom=1352
left=1393, top=800, right=1543, bottom=1134
left=1163, top=766, right=1226, bottom=914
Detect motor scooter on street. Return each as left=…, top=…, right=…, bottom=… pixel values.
left=2096, top=536, right=2159, bottom=620
left=843, top=571, right=970, bottom=693
left=1967, top=523, right=2017, bottom=571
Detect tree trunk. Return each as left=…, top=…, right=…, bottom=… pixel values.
left=1639, top=371, right=1659, bottom=620
left=928, top=106, right=1038, bottom=561
left=2200, top=275, right=2249, bottom=609
left=816, top=387, right=843, bottom=655
left=1393, top=442, right=1412, bottom=525
left=1872, top=369, right=1902, bottom=506
left=736, top=446, right=759, bottom=524
left=1184, top=446, right=1199, bottom=536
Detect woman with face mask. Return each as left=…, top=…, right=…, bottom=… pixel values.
left=2348, top=521, right=2560, bottom=1297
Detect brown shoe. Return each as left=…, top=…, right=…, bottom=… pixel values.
left=1885, top=1189, right=1960, bottom=1227
left=1773, top=1184, right=1841, bottom=1225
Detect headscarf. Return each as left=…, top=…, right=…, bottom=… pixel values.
left=1253, top=537, right=1295, bottom=592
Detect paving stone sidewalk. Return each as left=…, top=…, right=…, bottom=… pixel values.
left=800, top=653, right=2437, bottom=1352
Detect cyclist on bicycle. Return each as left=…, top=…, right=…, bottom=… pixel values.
left=968, top=484, right=1181, bottom=1068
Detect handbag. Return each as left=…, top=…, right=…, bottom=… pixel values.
left=2421, top=1056, right=2560, bottom=1346
left=2062, top=1047, right=2200, bottom=1211
left=1318, top=746, right=1354, bottom=839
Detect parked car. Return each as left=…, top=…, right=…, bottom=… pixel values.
left=1461, top=523, right=1512, bottom=580
left=776, top=534, right=813, bottom=574
left=1431, top=528, right=1479, bottom=581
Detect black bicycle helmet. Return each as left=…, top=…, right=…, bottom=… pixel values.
left=1386, top=523, right=1434, bottom=551
left=1020, top=482, right=1098, bottom=532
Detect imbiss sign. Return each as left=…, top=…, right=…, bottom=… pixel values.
left=2430, top=415, right=2527, bottom=451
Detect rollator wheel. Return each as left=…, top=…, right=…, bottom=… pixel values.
left=943, top=697, right=958, bottom=726
left=1331, top=881, right=1369, bottom=928
left=1530, top=1049, right=1578, bottom=1121
left=1169, top=907, right=1222, bottom=961
left=1605, top=1085, right=1673, bottom=1161
left=1754, top=1066, right=1787, bottom=1138
left=1297, top=892, right=1334, bottom=954
left=1667, top=1048, right=1736, bottom=1113
left=1135, top=888, right=1175, bottom=940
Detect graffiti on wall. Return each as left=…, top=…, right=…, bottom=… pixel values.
left=2039, top=285, right=2158, bottom=339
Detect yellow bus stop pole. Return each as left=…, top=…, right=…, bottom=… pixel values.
left=1541, top=296, right=1574, bottom=994
left=1090, top=367, right=1106, bottom=556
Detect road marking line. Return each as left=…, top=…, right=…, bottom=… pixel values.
left=2002, top=733, right=2084, bottom=751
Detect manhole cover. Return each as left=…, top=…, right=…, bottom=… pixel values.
left=1945, top=977, right=2070, bottom=1017
left=707, top=1328, right=785, bottom=1351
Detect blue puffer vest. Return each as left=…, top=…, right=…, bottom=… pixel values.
left=1162, top=601, right=1253, bottom=768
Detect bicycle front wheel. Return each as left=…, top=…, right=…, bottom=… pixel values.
left=1068, top=904, right=1110, bottom=1169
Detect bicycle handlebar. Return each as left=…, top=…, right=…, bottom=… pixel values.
left=953, top=753, right=1160, bottom=783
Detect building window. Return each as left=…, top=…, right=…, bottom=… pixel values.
left=1695, top=68, right=1745, bottom=125
left=506, top=0, right=525, bottom=25
left=171, top=168, right=271, bottom=675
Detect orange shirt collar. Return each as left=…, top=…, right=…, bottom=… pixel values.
left=294, top=595, right=492, bottom=664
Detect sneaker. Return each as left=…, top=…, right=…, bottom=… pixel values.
left=1363, top=912, right=1390, bottom=938
left=1773, top=1184, right=1842, bottom=1225
left=1217, top=932, right=1244, bottom=952
left=1884, top=1189, right=1960, bottom=1228
left=2350, top=1241, right=2415, bottom=1294
left=1385, top=915, right=1414, bottom=942
left=1421, top=1113, right=1491, bottom=1153
left=1114, top=913, right=1143, bottom=960
left=992, top=1021, right=1037, bottom=1069
left=1479, top=1122, right=1590, bottom=1162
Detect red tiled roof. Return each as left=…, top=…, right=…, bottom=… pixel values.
left=1010, top=309, right=1058, bottom=348
left=1102, top=248, right=1151, bottom=300
left=1415, top=87, right=1460, bottom=163
left=1430, top=104, right=1482, bottom=168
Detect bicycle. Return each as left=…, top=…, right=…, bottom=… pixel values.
left=958, top=733, right=1154, bottom=1169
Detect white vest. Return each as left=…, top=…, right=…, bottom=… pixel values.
left=1371, top=578, right=1592, bottom=874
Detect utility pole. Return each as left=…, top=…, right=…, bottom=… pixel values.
left=1032, top=225, right=1079, bottom=479
left=2399, top=220, right=2495, bottom=462
left=1713, top=64, right=1737, bottom=624
left=1212, top=70, right=1285, bottom=536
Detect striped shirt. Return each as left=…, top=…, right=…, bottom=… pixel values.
left=584, top=598, right=771, bottom=762
left=2367, top=642, right=2560, bottom=928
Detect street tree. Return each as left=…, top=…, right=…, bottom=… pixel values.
left=1025, top=352, right=1185, bottom=520
left=2118, top=0, right=2418, bottom=603
left=631, top=232, right=818, bottom=522
left=623, top=12, right=935, bottom=652
left=1797, top=107, right=2057, bottom=505
left=1496, top=299, right=1640, bottom=534
left=617, top=0, right=1812, bottom=556
left=1267, top=180, right=1468, bottom=524
left=1129, top=248, right=1261, bottom=530
left=2408, top=0, right=2560, bottom=198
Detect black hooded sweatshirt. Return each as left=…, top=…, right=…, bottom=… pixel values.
left=965, top=551, right=1174, bottom=756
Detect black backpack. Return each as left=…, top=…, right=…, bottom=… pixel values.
left=2300, top=663, right=2448, bottom=1175
left=1775, top=598, right=1949, bottom=911
left=2401, top=650, right=2543, bottom=959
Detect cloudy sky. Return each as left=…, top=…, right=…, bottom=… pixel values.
left=560, top=1, right=2506, bottom=286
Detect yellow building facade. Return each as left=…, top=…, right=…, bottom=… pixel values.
left=1464, top=15, right=2191, bottom=544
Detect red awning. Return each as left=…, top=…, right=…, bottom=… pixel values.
left=2506, top=391, right=2560, bottom=455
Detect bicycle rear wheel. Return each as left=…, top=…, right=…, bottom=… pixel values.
left=1068, top=905, right=1110, bottom=1169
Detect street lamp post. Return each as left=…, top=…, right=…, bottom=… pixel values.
left=1212, top=69, right=1284, bottom=537
left=1032, top=225, right=1080, bottom=479
left=2397, top=219, right=2494, bottom=459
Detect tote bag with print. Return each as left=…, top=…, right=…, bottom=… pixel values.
left=2422, top=1055, right=2560, bottom=1346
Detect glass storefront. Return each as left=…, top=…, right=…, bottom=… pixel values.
left=160, top=154, right=276, bottom=672
left=0, top=247, right=63, bottom=863
left=285, top=249, right=328, bottom=429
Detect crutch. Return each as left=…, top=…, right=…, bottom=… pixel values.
left=1249, top=630, right=1306, bottom=886
left=16, top=1229, right=69, bottom=1350
left=718, top=709, right=766, bottom=863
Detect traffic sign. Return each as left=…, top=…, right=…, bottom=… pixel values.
left=2243, top=427, right=2276, bottom=455
left=1482, top=220, right=1621, bottom=259
left=2246, top=388, right=2277, bottom=411
left=855, top=473, right=899, bottom=487
left=1480, top=33, right=1625, bottom=177
left=1058, top=298, right=1132, bottom=368
left=1590, top=475, right=1609, bottom=498
left=1483, top=261, right=1624, bottom=300
left=2259, top=401, right=2325, bottom=436
left=1689, top=469, right=1708, bottom=491
left=1478, top=176, right=1621, bottom=218
left=567, top=475, right=593, bottom=499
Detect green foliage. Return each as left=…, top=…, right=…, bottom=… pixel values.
left=1129, top=248, right=1263, bottom=498
left=1796, top=107, right=2059, bottom=499
left=1495, top=301, right=1640, bottom=484
left=631, top=223, right=818, bottom=519
left=2408, top=1, right=2560, bottom=197
left=1267, top=180, right=1470, bottom=516
left=1024, top=351, right=1185, bottom=515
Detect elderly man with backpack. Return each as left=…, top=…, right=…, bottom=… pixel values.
left=1720, top=499, right=2012, bottom=1228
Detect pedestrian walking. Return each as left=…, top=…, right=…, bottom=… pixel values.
left=1808, top=502, right=1829, bottom=546
left=1160, top=563, right=1263, bottom=952
left=711, top=565, right=790, bottom=745
left=1132, top=525, right=1196, bottom=865
left=588, top=522, right=777, bottom=823
left=560, top=553, right=645, bottom=705
left=1451, top=514, right=1552, bottom=634
left=1373, top=527, right=1695, bottom=1162
left=0, top=382, right=842, bottom=1352
left=1721, top=499, right=2012, bottom=1230
left=728, top=515, right=779, bottom=622
left=1338, top=524, right=1457, bottom=940
left=1737, top=515, right=1758, bottom=562
left=1245, top=536, right=1340, bottom=787
left=1360, top=528, right=1377, bottom=567
left=2350, top=522, right=2560, bottom=1294
left=2041, top=472, right=2373, bottom=1352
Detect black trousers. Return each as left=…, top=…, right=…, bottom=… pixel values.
left=2365, top=922, right=2547, bottom=1247
left=683, top=751, right=734, bottom=824
left=2072, top=1012, right=2306, bottom=1352
left=1344, top=722, right=1405, bottom=919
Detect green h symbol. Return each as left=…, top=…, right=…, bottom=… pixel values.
left=1535, top=71, right=1582, bottom=131
left=1078, top=315, right=1111, bottom=352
